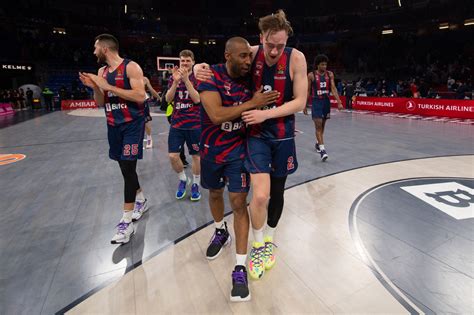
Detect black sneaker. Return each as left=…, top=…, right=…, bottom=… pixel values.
left=320, top=149, right=328, bottom=162
left=230, top=265, right=251, bottom=302
left=182, top=160, right=189, bottom=168
left=206, top=222, right=231, bottom=260
left=315, top=142, right=321, bottom=153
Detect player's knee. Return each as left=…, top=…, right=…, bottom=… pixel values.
left=252, top=191, right=269, bottom=208
left=229, top=194, right=247, bottom=214
left=168, top=152, right=180, bottom=162
left=209, top=189, right=223, bottom=201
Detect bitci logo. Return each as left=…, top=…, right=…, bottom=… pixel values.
left=401, top=182, right=474, bottom=220
left=406, top=100, right=416, bottom=111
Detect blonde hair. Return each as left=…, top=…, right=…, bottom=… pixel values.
left=258, top=9, right=294, bottom=37
left=179, top=49, right=195, bottom=61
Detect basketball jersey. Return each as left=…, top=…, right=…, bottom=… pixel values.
left=311, top=70, right=332, bottom=101
left=249, top=46, right=294, bottom=140
left=198, top=64, right=252, bottom=164
left=167, top=73, right=200, bottom=130
left=102, top=59, right=144, bottom=126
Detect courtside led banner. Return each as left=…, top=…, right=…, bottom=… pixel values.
left=335, top=96, right=474, bottom=119
left=0, top=103, right=14, bottom=116
left=61, top=100, right=98, bottom=110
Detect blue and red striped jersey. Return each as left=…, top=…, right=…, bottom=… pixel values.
left=167, top=73, right=200, bottom=129
left=102, top=59, right=144, bottom=126
left=311, top=70, right=332, bottom=101
left=198, top=63, right=252, bottom=164
left=249, top=46, right=294, bottom=140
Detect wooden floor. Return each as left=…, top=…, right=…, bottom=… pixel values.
left=1, top=108, right=472, bottom=314
left=67, top=155, right=473, bottom=314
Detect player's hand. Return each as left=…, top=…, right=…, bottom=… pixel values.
left=79, top=72, right=99, bottom=89
left=179, top=68, right=190, bottom=83
left=303, top=106, right=309, bottom=115
left=242, top=109, right=270, bottom=125
left=171, top=66, right=182, bottom=82
left=80, top=72, right=109, bottom=90
left=194, top=63, right=213, bottom=82
left=251, top=86, right=280, bottom=108
left=337, top=101, right=344, bottom=111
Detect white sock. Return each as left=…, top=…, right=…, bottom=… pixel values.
left=215, top=219, right=224, bottom=229
left=236, top=254, right=247, bottom=267
left=320, top=144, right=325, bottom=150
left=146, top=134, right=151, bottom=141
left=265, top=225, right=276, bottom=240
left=122, top=210, right=132, bottom=223
left=136, top=191, right=145, bottom=202
left=193, top=174, right=200, bottom=185
left=178, top=171, right=187, bottom=181
left=253, top=226, right=264, bottom=244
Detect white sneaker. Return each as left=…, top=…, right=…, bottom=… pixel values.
left=132, top=199, right=149, bottom=221
left=111, top=220, right=134, bottom=244
left=145, top=138, right=153, bottom=149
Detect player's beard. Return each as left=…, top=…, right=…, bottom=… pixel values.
left=96, top=52, right=106, bottom=64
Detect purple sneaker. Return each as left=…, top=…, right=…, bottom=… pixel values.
left=132, top=198, right=149, bottom=221
left=206, top=222, right=231, bottom=260
left=176, top=180, right=187, bottom=199
left=111, top=220, right=134, bottom=244
left=230, top=265, right=251, bottom=302
left=190, top=183, right=201, bottom=201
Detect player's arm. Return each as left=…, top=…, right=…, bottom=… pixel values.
left=193, top=45, right=256, bottom=78
left=242, top=50, right=307, bottom=125
left=165, top=68, right=181, bottom=103
left=180, top=69, right=200, bottom=104
left=329, top=72, right=343, bottom=110
left=307, top=72, right=313, bottom=100
left=200, top=87, right=279, bottom=125
left=81, top=62, right=146, bottom=103
left=107, top=62, right=146, bottom=103
left=144, top=77, right=161, bottom=99
left=304, top=72, right=313, bottom=115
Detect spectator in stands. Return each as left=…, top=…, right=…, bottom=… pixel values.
left=344, top=81, right=354, bottom=111
left=418, top=79, right=428, bottom=98
left=42, top=87, right=54, bottom=110
left=447, top=76, right=455, bottom=90
left=59, top=85, right=68, bottom=101
left=456, top=81, right=469, bottom=99
left=18, top=88, right=26, bottom=110
left=410, top=79, right=420, bottom=98
left=26, top=87, right=33, bottom=109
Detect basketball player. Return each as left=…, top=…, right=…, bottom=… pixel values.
left=195, top=10, right=308, bottom=280
left=165, top=50, right=201, bottom=201
left=143, top=76, right=160, bottom=149
left=199, top=37, right=280, bottom=301
left=304, top=54, right=343, bottom=161
left=79, top=34, right=148, bottom=244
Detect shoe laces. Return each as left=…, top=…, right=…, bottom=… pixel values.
left=178, top=180, right=186, bottom=191
left=232, top=269, right=247, bottom=284
left=251, top=246, right=265, bottom=265
left=209, top=228, right=227, bottom=245
left=264, top=241, right=277, bottom=257
left=191, top=183, right=199, bottom=195
left=133, top=201, right=143, bottom=212
left=117, top=221, right=129, bottom=234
